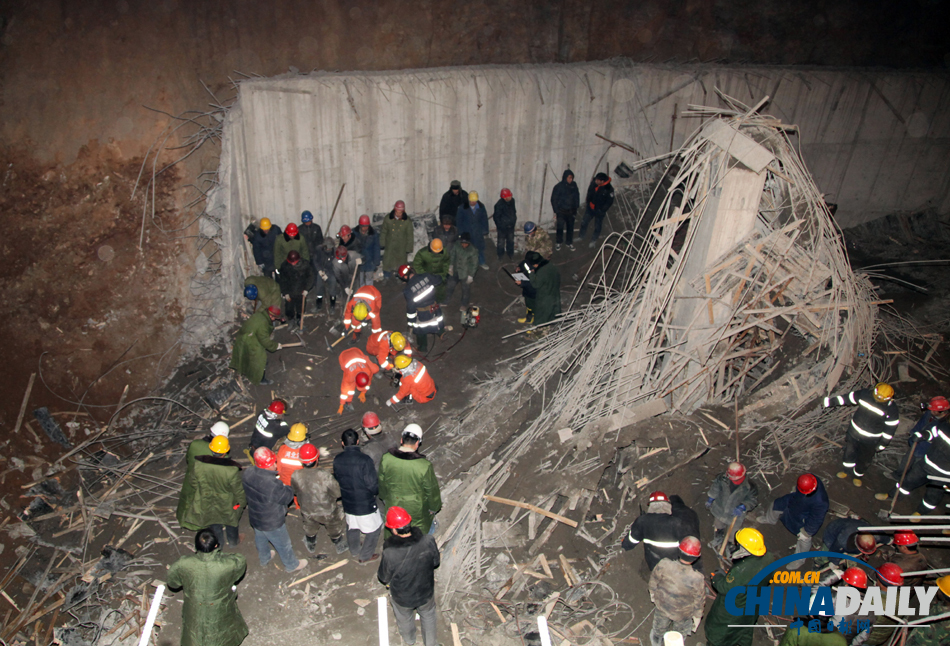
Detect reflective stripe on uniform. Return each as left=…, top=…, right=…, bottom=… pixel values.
left=416, top=317, right=444, bottom=328
left=414, top=366, right=427, bottom=383
left=413, top=286, right=435, bottom=302
left=280, top=459, right=302, bottom=466
left=851, top=420, right=882, bottom=438
left=925, top=454, right=950, bottom=475
left=859, top=399, right=886, bottom=416
left=355, top=291, right=376, bottom=300
left=344, top=358, right=365, bottom=369
left=884, top=419, right=900, bottom=426
left=643, top=539, right=680, bottom=548
left=339, top=394, right=348, bottom=400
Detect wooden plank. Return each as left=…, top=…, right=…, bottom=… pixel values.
left=483, top=495, right=578, bottom=528
left=288, top=559, right=348, bottom=587
left=14, top=373, right=36, bottom=435
left=700, top=119, right=775, bottom=172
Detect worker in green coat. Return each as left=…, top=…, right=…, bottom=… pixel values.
left=705, top=528, right=776, bottom=646
left=412, top=239, right=451, bottom=302
left=244, top=275, right=282, bottom=312
left=176, top=421, right=230, bottom=531
left=167, top=529, right=248, bottom=646
left=516, top=251, right=562, bottom=326
left=379, top=200, right=415, bottom=276
left=178, top=436, right=246, bottom=547
left=229, top=306, right=282, bottom=385
left=378, top=424, right=442, bottom=535
left=273, top=223, right=310, bottom=268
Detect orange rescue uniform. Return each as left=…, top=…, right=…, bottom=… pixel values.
left=366, top=330, right=413, bottom=371
left=338, top=348, right=380, bottom=404
left=343, top=286, right=383, bottom=334
left=389, top=360, right=437, bottom=405
left=276, top=444, right=304, bottom=486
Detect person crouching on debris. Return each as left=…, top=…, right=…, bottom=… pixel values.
left=242, top=447, right=308, bottom=572
left=386, top=354, right=437, bottom=408
left=366, top=330, right=412, bottom=375
left=291, top=443, right=348, bottom=559
left=398, top=263, right=444, bottom=352
left=812, top=516, right=880, bottom=568
left=338, top=347, right=379, bottom=414
left=343, top=284, right=383, bottom=341
left=178, top=434, right=245, bottom=548
left=649, top=536, right=705, bottom=646
left=824, top=382, right=899, bottom=487
left=756, top=473, right=829, bottom=570
left=332, top=244, right=362, bottom=299
left=514, top=251, right=561, bottom=327
left=177, top=421, right=229, bottom=528
left=881, top=531, right=929, bottom=586
left=167, top=529, right=248, bottom=646
left=276, top=423, right=308, bottom=486
left=249, top=399, right=291, bottom=453
left=229, top=305, right=283, bottom=386
left=706, top=462, right=758, bottom=556
left=377, top=506, right=441, bottom=646
left=621, top=491, right=684, bottom=578
left=277, top=250, right=314, bottom=329
left=243, top=276, right=282, bottom=314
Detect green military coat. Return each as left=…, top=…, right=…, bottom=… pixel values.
left=273, top=235, right=310, bottom=267
left=244, top=276, right=282, bottom=310
left=167, top=550, right=248, bottom=646
left=178, top=455, right=245, bottom=531
left=176, top=437, right=213, bottom=527
left=413, top=246, right=450, bottom=301
left=530, top=261, right=561, bottom=324
left=779, top=627, right=848, bottom=646
left=229, top=310, right=279, bottom=384
left=378, top=450, right=442, bottom=534
left=450, top=243, right=479, bottom=281
left=704, top=552, right=776, bottom=646
left=379, top=213, right=414, bottom=272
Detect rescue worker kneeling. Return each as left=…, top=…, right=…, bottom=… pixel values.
left=386, top=355, right=436, bottom=407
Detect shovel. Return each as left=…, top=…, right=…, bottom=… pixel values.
left=325, top=334, right=348, bottom=350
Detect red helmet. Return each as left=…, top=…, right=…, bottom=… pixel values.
left=878, top=563, right=904, bottom=586
left=855, top=533, right=877, bottom=555
left=500, top=188, right=512, bottom=199
left=268, top=400, right=286, bottom=415
left=727, top=462, right=747, bottom=484
left=394, top=200, right=406, bottom=210
left=362, top=411, right=380, bottom=428
left=359, top=215, right=371, bottom=226
left=287, top=250, right=301, bottom=264
left=797, top=473, right=818, bottom=495
left=335, top=245, right=349, bottom=261
left=893, top=531, right=919, bottom=546
left=397, top=264, right=412, bottom=281
left=339, top=225, right=352, bottom=238
left=648, top=491, right=670, bottom=504
left=385, top=506, right=412, bottom=530
left=679, top=536, right=701, bottom=558
left=285, top=223, right=299, bottom=237
left=929, top=396, right=950, bottom=412
left=299, top=443, right=318, bottom=464
left=842, top=567, right=868, bottom=589
left=355, top=372, right=371, bottom=388
left=267, top=305, right=282, bottom=317
left=253, top=447, right=277, bottom=469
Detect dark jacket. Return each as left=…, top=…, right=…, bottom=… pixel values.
left=277, top=259, right=315, bottom=297
left=360, top=430, right=400, bottom=472
left=586, top=177, right=615, bottom=214
left=241, top=465, right=294, bottom=531
left=354, top=226, right=381, bottom=272
left=670, top=495, right=703, bottom=572
left=249, top=411, right=290, bottom=451
left=274, top=232, right=310, bottom=265
left=826, top=388, right=900, bottom=447
left=456, top=201, right=489, bottom=238
left=439, top=188, right=468, bottom=222
left=251, top=226, right=282, bottom=273
left=492, top=198, right=517, bottom=231
left=299, top=221, right=324, bottom=258
left=550, top=170, right=580, bottom=214
left=621, top=510, right=683, bottom=571
left=521, top=258, right=561, bottom=324
left=431, top=225, right=459, bottom=256
left=378, top=526, right=441, bottom=608
left=773, top=478, right=830, bottom=537
left=333, top=445, right=379, bottom=517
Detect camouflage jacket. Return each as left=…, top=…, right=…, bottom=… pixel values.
left=648, top=557, right=706, bottom=622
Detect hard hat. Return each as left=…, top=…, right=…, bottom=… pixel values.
left=727, top=462, right=746, bottom=484
left=285, top=223, right=299, bottom=237
left=385, top=506, right=412, bottom=529
left=288, top=423, right=307, bottom=442
left=268, top=400, right=286, bottom=415
left=842, top=567, right=868, bottom=589
left=404, top=423, right=423, bottom=440
left=648, top=491, right=670, bottom=504
left=260, top=217, right=272, bottom=231
left=524, top=221, right=536, bottom=234
left=359, top=215, right=371, bottom=226
left=396, top=264, right=412, bottom=281
left=928, top=396, right=950, bottom=412
left=797, top=473, right=818, bottom=495
left=356, top=372, right=371, bottom=388
left=855, top=533, right=877, bottom=555
left=210, top=421, right=230, bottom=438
left=253, top=447, right=277, bottom=469
left=878, top=563, right=904, bottom=586
left=301, top=210, right=313, bottom=223
left=390, top=332, right=407, bottom=351
left=429, top=238, right=443, bottom=253
left=244, top=284, right=259, bottom=300
left=468, top=191, right=479, bottom=202
left=874, top=382, right=895, bottom=402
left=287, top=250, right=301, bottom=264
left=735, top=528, right=766, bottom=556
left=335, top=245, right=349, bottom=261
left=362, top=411, right=380, bottom=429
left=209, top=436, right=230, bottom=454
left=394, top=354, right=412, bottom=370
left=394, top=200, right=406, bottom=210
left=500, top=188, right=512, bottom=199
left=679, top=536, right=701, bottom=558
left=339, top=225, right=352, bottom=238
left=938, top=575, right=950, bottom=598
left=267, top=305, right=282, bottom=317
left=299, top=443, right=318, bottom=464
left=893, top=531, right=919, bottom=546
left=353, top=302, right=370, bottom=320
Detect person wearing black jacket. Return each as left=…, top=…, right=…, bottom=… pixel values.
left=438, top=180, right=468, bottom=225
left=250, top=218, right=282, bottom=276
left=670, top=495, right=703, bottom=572
left=311, top=239, right=340, bottom=311
left=333, top=429, right=383, bottom=564
left=621, top=491, right=684, bottom=579
left=550, top=169, right=580, bottom=250
left=242, top=447, right=308, bottom=572
left=276, top=250, right=315, bottom=327
left=378, top=506, right=441, bottom=646
left=492, top=188, right=517, bottom=260
left=299, top=210, right=324, bottom=258
left=579, top=172, right=615, bottom=248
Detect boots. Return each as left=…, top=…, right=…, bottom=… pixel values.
left=305, top=535, right=318, bottom=554
left=517, top=308, right=534, bottom=324
left=333, top=536, right=348, bottom=555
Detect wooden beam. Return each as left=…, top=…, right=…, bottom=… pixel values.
left=483, top=495, right=578, bottom=528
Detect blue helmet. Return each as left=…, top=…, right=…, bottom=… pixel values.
left=301, top=210, right=313, bottom=223
left=523, top=221, right=536, bottom=234
left=244, top=284, right=258, bottom=300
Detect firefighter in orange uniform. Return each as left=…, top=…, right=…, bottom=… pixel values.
left=366, top=330, right=412, bottom=373
left=386, top=355, right=436, bottom=407
left=338, top=348, right=380, bottom=414
left=343, top=285, right=383, bottom=338
left=276, top=423, right=308, bottom=487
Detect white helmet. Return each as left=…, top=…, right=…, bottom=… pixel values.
left=210, top=421, right=230, bottom=438
left=404, top=424, right=423, bottom=441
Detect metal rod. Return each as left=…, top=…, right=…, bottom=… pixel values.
left=890, top=515, right=950, bottom=520
left=858, top=526, right=950, bottom=532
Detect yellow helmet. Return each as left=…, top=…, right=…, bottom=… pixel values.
left=259, top=217, right=272, bottom=231
left=390, top=332, right=407, bottom=351
left=209, top=436, right=230, bottom=454
left=874, top=382, right=894, bottom=402
left=429, top=238, right=443, bottom=253
left=394, top=354, right=412, bottom=370
left=468, top=191, right=479, bottom=202
left=735, top=528, right=766, bottom=556
left=353, top=302, right=369, bottom=321
left=937, top=575, right=950, bottom=598
left=288, top=423, right=307, bottom=442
